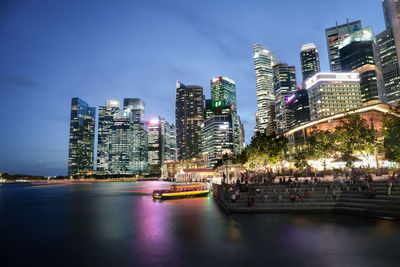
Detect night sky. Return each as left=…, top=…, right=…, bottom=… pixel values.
left=0, top=0, right=384, bottom=175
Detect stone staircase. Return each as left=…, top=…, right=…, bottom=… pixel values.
left=335, top=182, right=400, bottom=220
left=222, top=183, right=343, bottom=213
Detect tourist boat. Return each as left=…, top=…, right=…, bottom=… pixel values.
left=152, top=183, right=209, bottom=200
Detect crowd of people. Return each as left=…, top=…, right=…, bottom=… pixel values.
left=221, top=169, right=400, bottom=206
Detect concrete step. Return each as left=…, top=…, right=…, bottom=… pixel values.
left=336, top=201, right=400, bottom=211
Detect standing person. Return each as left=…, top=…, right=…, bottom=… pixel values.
left=222, top=173, right=226, bottom=184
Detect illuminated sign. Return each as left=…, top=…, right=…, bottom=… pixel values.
left=212, top=77, right=221, bottom=83
left=286, top=94, right=296, bottom=103
left=213, top=101, right=222, bottom=108
left=305, top=72, right=360, bottom=89
left=149, top=119, right=159, bottom=125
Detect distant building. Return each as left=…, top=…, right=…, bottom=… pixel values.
left=164, top=158, right=207, bottom=180
left=68, top=97, right=95, bottom=175
left=300, top=43, right=320, bottom=83
left=147, top=117, right=177, bottom=176
left=210, top=76, right=244, bottom=154
left=287, top=89, right=310, bottom=129
left=339, top=26, right=385, bottom=104
left=273, top=63, right=297, bottom=136
left=175, top=81, right=204, bottom=160
left=253, top=44, right=280, bottom=133
left=97, top=100, right=121, bottom=173
left=124, top=98, right=148, bottom=175
left=97, top=98, right=148, bottom=175
left=306, top=73, right=362, bottom=121
left=325, top=19, right=362, bottom=71
left=201, top=113, right=235, bottom=169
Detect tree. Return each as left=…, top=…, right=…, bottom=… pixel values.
left=383, top=104, right=400, bottom=166
left=335, top=114, right=375, bottom=168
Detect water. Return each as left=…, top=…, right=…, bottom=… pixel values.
left=0, top=181, right=399, bottom=267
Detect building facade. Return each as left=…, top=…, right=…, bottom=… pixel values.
left=253, top=44, right=280, bottom=133
left=287, top=89, right=310, bottom=129
left=97, top=98, right=148, bottom=175
left=97, top=100, right=121, bottom=173
left=378, top=0, right=400, bottom=104
left=147, top=117, right=177, bottom=176
left=306, top=73, right=362, bottom=121
left=339, top=26, right=385, bottom=104
left=377, top=29, right=400, bottom=104
left=273, top=63, right=297, bottom=136
left=325, top=19, right=362, bottom=71
left=68, top=97, right=95, bottom=175
left=300, top=43, right=320, bottom=83
left=201, top=114, right=235, bottom=169
left=175, top=81, right=204, bottom=160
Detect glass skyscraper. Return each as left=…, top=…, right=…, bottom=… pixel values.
left=300, top=43, right=320, bottom=83
left=97, top=98, right=148, bottom=175
left=378, top=0, right=400, bottom=104
left=97, top=100, right=120, bottom=173
left=339, top=26, right=385, bottom=104
left=253, top=44, right=280, bottom=134
left=175, top=81, right=204, bottom=160
left=325, top=19, right=362, bottom=71
left=273, top=63, right=297, bottom=136
left=147, top=117, right=176, bottom=176
left=68, top=97, right=95, bottom=175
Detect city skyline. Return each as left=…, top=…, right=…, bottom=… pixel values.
left=0, top=0, right=386, bottom=175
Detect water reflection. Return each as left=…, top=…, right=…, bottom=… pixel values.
left=1, top=182, right=399, bottom=267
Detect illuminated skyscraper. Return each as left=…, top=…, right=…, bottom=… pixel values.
left=339, top=26, right=385, bottom=104
left=175, top=81, right=204, bottom=160
left=97, top=98, right=148, bottom=175
left=68, top=97, right=95, bottom=175
left=210, top=76, right=244, bottom=154
left=382, top=0, right=400, bottom=67
left=147, top=117, right=176, bottom=176
left=253, top=44, right=280, bottom=134
left=273, top=63, right=297, bottom=136
left=300, top=43, right=320, bottom=83
left=325, top=19, right=362, bottom=71
left=378, top=0, right=400, bottom=104
left=97, top=100, right=120, bottom=173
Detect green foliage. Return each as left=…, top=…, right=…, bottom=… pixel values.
left=242, top=132, right=288, bottom=169
left=335, top=114, right=375, bottom=167
left=383, top=105, right=400, bottom=165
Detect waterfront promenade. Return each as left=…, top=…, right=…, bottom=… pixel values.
left=213, top=177, right=400, bottom=220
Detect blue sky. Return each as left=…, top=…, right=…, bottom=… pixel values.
left=0, top=0, right=384, bottom=175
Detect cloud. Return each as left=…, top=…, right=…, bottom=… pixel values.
left=0, top=74, right=48, bottom=92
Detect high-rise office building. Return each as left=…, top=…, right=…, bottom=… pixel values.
left=300, top=43, right=320, bottom=83
left=377, top=30, right=400, bottom=104
left=382, top=0, right=400, bottom=67
left=211, top=76, right=237, bottom=110
left=201, top=114, right=235, bottom=169
left=97, top=98, right=148, bottom=175
left=325, top=19, right=362, bottom=71
left=97, top=100, right=120, bottom=173
left=273, top=63, right=297, bottom=136
left=108, top=110, right=134, bottom=175
left=287, top=89, right=310, bottom=129
left=339, top=26, right=385, bottom=104
left=147, top=117, right=176, bottom=176
left=306, top=73, right=362, bottom=120
left=253, top=44, right=280, bottom=133
left=175, top=81, right=204, bottom=160
left=210, top=76, right=243, bottom=154
left=68, top=97, right=95, bottom=175
left=125, top=98, right=148, bottom=174
left=378, top=0, right=400, bottom=104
